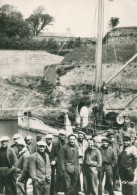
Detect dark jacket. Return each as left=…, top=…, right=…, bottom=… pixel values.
left=60, top=143, right=79, bottom=173
left=118, top=145, right=137, bottom=170
left=108, top=141, right=119, bottom=161
left=29, top=152, right=51, bottom=186
left=99, top=145, right=116, bottom=166
left=84, top=147, right=102, bottom=168
left=0, top=146, right=18, bottom=169
left=17, top=147, right=30, bottom=181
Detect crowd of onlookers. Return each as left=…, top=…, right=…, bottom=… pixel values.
left=0, top=121, right=137, bottom=195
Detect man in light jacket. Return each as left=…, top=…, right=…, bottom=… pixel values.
left=29, top=141, right=51, bottom=195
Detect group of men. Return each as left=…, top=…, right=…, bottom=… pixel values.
left=0, top=122, right=137, bottom=195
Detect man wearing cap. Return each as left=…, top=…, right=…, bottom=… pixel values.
left=11, top=133, right=22, bottom=155
left=36, top=134, right=43, bottom=142
left=45, top=133, right=55, bottom=195
left=118, top=136, right=137, bottom=195
left=60, top=134, right=80, bottom=195
left=76, top=131, right=88, bottom=191
left=16, top=138, right=30, bottom=195
left=83, top=138, right=102, bottom=195
left=0, top=136, right=18, bottom=195
left=99, top=137, right=116, bottom=195
left=25, top=135, right=36, bottom=154
left=51, top=129, right=67, bottom=193
left=106, top=132, right=120, bottom=191
left=29, top=141, right=51, bottom=195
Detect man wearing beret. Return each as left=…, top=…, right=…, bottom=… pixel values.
left=99, top=137, right=116, bottom=195
left=0, top=136, right=18, bottom=195
left=118, top=136, right=137, bottom=195
left=29, top=141, right=51, bottom=195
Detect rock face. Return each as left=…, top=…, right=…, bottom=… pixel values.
left=104, top=26, right=137, bottom=44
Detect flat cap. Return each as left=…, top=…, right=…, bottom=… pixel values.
left=36, top=134, right=42, bottom=138
left=25, top=135, right=33, bottom=140
left=78, top=131, right=85, bottom=136
left=37, top=141, right=46, bottom=146
left=16, top=138, right=26, bottom=146
left=45, top=133, right=54, bottom=139
left=59, top=130, right=66, bottom=135
left=106, top=132, right=114, bottom=138
left=0, top=136, right=9, bottom=142
left=102, top=137, right=109, bottom=142
left=123, top=136, right=131, bottom=141
left=13, top=134, right=22, bottom=139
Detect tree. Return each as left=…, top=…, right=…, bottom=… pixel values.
left=0, top=4, right=31, bottom=38
left=27, top=6, right=54, bottom=36
left=109, top=17, right=120, bottom=29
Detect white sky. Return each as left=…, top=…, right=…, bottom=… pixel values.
left=1, top=0, right=137, bottom=37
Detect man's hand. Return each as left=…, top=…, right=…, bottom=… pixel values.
left=51, top=161, right=56, bottom=166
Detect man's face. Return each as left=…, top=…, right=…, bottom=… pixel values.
left=25, top=139, right=32, bottom=145
left=1, top=140, right=8, bottom=148
left=16, top=144, right=23, bottom=151
left=108, top=136, right=114, bottom=143
left=78, top=134, right=84, bottom=142
left=102, top=141, right=108, bottom=147
left=68, top=136, right=76, bottom=146
left=37, top=145, right=46, bottom=153
left=88, top=139, right=95, bottom=149
left=46, top=138, right=52, bottom=146
left=59, top=134, right=65, bottom=141
left=36, top=137, right=42, bottom=142
left=123, top=140, right=130, bottom=147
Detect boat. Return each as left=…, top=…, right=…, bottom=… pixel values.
left=18, top=0, right=137, bottom=138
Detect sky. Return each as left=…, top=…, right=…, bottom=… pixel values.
left=1, top=0, right=137, bottom=37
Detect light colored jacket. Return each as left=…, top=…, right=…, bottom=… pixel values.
left=29, top=152, right=51, bottom=186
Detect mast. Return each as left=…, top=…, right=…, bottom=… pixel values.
left=93, top=0, right=104, bottom=129
left=95, top=0, right=104, bottom=103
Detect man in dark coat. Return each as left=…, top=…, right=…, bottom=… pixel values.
left=99, top=138, right=116, bottom=195
left=45, top=133, right=55, bottom=195
left=29, top=140, right=51, bottom=195
left=0, top=136, right=18, bottom=195
left=107, top=132, right=120, bottom=191
left=16, top=138, right=30, bottom=195
left=51, top=129, right=67, bottom=193
left=60, top=134, right=80, bottom=195
left=83, top=138, right=102, bottom=195
left=118, top=136, right=137, bottom=195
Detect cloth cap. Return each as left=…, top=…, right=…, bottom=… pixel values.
left=102, top=137, right=109, bottom=142
left=13, top=134, right=22, bottom=139
left=78, top=131, right=85, bottom=137
left=25, top=135, right=33, bottom=140
left=36, top=134, right=42, bottom=138
left=37, top=141, right=46, bottom=147
left=0, top=136, right=9, bottom=142
left=123, top=136, right=131, bottom=141
left=106, top=132, right=114, bottom=138
left=45, top=134, right=54, bottom=139
left=59, top=130, right=66, bottom=135
left=15, top=138, right=26, bottom=146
